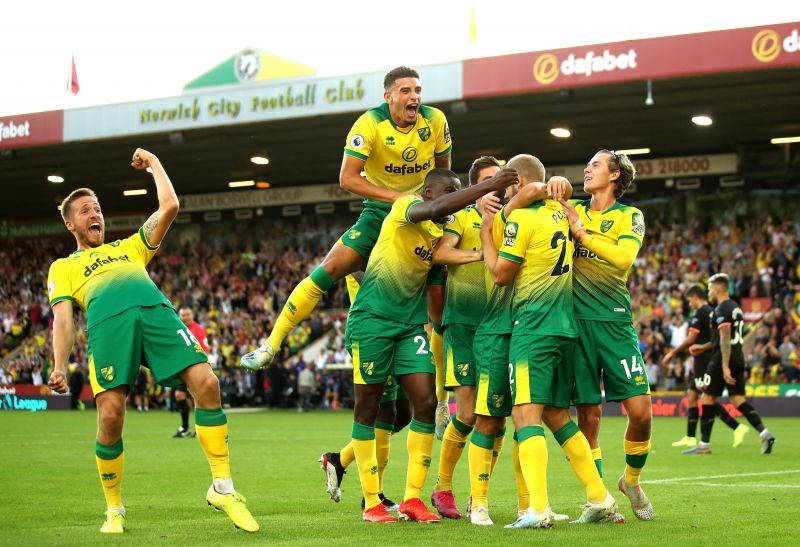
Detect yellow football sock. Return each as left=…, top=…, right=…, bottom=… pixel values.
left=340, top=441, right=355, bottom=468
left=405, top=419, right=435, bottom=501
left=352, top=422, right=380, bottom=510
left=517, top=425, right=548, bottom=513
left=431, top=324, right=446, bottom=402
left=95, top=439, right=124, bottom=509
left=624, top=439, right=651, bottom=486
left=195, top=408, right=231, bottom=480
left=345, top=274, right=360, bottom=304
left=591, top=447, right=603, bottom=477
left=490, top=427, right=506, bottom=475
left=512, top=435, right=529, bottom=511
left=375, top=422, right=394, bottom=491
left=554, top=421, right=606, bottom=503
left=436, top=417, right=472, bottom=491
left=468, top=431, right=494, bottom=507
left=266, top=268, right=333, bottom=352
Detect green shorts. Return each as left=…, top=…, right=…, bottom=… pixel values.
left=574, top=319, right=650, bottom=404
left=340, top=200, right=391, bottom=260
left=87, top=304, right=208, bottom=397
left=379, top=375, right=408, bottom=404
left=444, top=323, right=478, bottom=390
left=474, top=333, right=512, bottom=417
left=346, top=311, right=434, bottom=385
left=510, top=333, right=575, bottom=409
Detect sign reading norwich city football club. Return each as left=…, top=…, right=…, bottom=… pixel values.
left=63, top=62, right=462, bottom=141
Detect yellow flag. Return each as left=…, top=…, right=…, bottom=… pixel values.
left=469, top=2, right=478, bottom=44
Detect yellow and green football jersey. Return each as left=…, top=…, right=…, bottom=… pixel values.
left=344, top=103, right=451, bottom=196
left=499, top=200, right=577, bottom=337
left=475, top=209, right=514, bottom=335
left=442, top=206, right=486, bottom=327
left=47, top=229, right=170, bottom=329
left=351, top=194, right=443, bottom=324
left=571, top=199, right=645, bottom=322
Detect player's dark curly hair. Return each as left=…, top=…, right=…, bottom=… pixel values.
left=685, top=284, right=706, bottom=300
left=384, top=66, right=420, bottom=91
left=60, top=187, right=97, bottom=221
left=468, top=156, right=501, bottom=186
left=598, top=149, right=636, bottom=198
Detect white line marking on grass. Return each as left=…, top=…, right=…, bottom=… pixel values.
left=643, top=470, right=800, bottom=484
left=659, top=481, right=800, bottom=489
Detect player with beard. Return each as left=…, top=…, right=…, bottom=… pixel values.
left=47, top=149, right=257, bottom=534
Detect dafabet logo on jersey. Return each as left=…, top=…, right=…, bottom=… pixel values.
left=751, top=28, right=800, bottom=63
left=532, top=48, right=638, bottom=85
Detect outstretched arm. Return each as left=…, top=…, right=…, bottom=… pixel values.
left=132, top=148, right=179, bottom=247
left=662, top=329, right=698, bottom=367
left=408, top=168, right=519, bottom=223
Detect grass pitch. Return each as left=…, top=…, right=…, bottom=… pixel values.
left=0, top=409, right=797, bottom=545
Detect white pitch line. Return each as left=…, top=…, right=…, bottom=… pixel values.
left=658, top=481, right=800, bottom=489
left=642, top=469, right=800, bottom=484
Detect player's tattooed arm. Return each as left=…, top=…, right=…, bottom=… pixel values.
left=131, top=148, right=179, bottom=247
left=719, top=324, right=735, bottom=385
left=142, top=211, right=160, bottom=246
left=435, top=152, right=451, bottom=169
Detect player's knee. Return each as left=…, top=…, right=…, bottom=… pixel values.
left=192, top=372, right=220, bottom=405
left=456, top=406, right=476, bottom=427
left=414, top=392, right=437, bottom=422
left=98, top=405, right=124, bottom=438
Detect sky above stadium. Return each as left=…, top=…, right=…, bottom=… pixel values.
left=1, top=0, right=797, bottom=116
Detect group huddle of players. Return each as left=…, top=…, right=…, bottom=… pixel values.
left=46, top=64, right=775, bottom=535
left=242, top=66, right=660, bottom=527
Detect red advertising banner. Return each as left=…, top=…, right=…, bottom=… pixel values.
left=0, top=110, right=64, bottom=149
left=464, top=22, right=800, bottom=98
left=742, top=297, right=772, bottom=323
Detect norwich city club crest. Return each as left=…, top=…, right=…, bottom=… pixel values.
left=491, top=394, right=505, bottom=409
left=348, top=229, right=362, bottom=240
left=600, top=219, right=614, bottom=233
left=457, top=363, right=470, bottom=377
left=631, top=212, right=645, bottom=237
left=100, top=366, right=115, bottom=382
left=361, top=362, right=374, bottom=376
left=504, top=222, right=518, bottom=247
left=417, top=127, right=431, bottom=142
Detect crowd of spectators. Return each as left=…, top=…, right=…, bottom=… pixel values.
left=2, top=212, right=799, bottom=408
left=632, top=216, right=800, bottom=390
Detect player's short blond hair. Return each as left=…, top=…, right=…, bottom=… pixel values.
left=507, top=154, right=545, bottom=183
left=60, top=188, right=97, bottom=222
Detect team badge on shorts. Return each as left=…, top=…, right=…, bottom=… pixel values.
left=417, top=127, right=431, bottom=142
left=348, top=229, right=362, bottom=240
left=361, top=361, right=375, bottom=376
left=457, top=363, right=470, bottom=377
left=600, top=220, right=614, bottom=233
left=100, top=366, right=115, bottom=382
left=491, top=394, right=505, bottom=409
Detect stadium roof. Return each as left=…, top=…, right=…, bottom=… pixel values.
left=1, top=22, right=798, bottom=222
